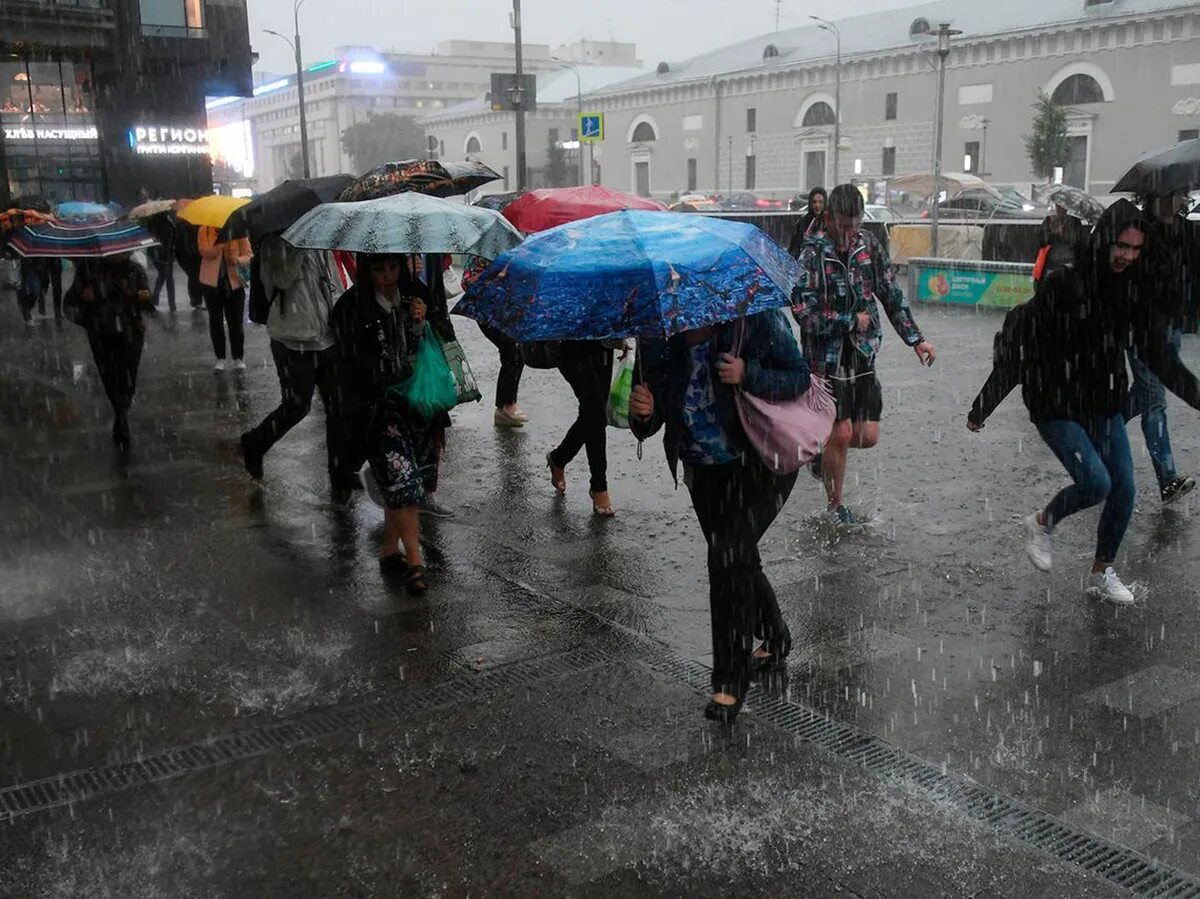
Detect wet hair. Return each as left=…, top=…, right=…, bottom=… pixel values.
left=807, top=187, right=827, bottom=206
left=826, top=183, right=865, bottom=218
left=1084, top=198, right=1146, bottom=277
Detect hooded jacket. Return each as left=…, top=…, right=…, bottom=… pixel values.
left=259, top=235, right=340, bottom=350
left=969, top=199, right=1200, bottom=427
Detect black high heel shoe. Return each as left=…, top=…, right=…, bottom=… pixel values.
left=704, top=694, right=744, bottom=723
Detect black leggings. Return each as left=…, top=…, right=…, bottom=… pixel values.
left=87, top=329, right=144, bottom=416
left=479, top=322, right=524, bottom=409
left=687, top=458, right=797, bottom=698
left=203, top=285, right=246, bottom=360
left=242, top=341, right=338, bottom=476
left=549, top=343, right=611, bottom=494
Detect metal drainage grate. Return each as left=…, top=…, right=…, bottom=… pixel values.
left=0, top=643, right=612, bottom=824
left=645, top=653, right=1200, bottom=899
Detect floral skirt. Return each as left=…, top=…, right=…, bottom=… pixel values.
left=368, top=400, right=439, bottom=510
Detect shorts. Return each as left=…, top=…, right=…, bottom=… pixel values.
left=830, top=362, right=883, bottom=423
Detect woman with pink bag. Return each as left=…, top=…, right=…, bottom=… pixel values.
left=629, top=307, right=813, bottom=724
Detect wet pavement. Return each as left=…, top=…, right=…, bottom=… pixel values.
left=1, top=278, right=1199, bottom=896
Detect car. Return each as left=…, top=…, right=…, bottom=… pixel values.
left=864, top=204, right=900, bottom=222
left=717, top=192, right=786, bottom=211
left=930, top=189, right=1038, bottom=220
left=994, top=186, right=1038, bottom=213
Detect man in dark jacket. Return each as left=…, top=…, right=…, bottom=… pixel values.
left=968, top=199, right=1200, bottom=605
left=1124, top=190, right=1196, bottom=505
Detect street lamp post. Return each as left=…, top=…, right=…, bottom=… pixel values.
left=265, top=0, right=313, bottom=180
left=930, top=22, right=961, bottom=257
left=810, top=16, right=841, bottom=187
left=512, top=0, right=527, bottom=191
left=551, top=57, right=584, bottom=187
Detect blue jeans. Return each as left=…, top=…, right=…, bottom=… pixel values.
left=1036, top=415, right=1135, bottom=563
left=1126, top=328, right=1182, bottom=489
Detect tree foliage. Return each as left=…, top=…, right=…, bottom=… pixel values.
left=1023, top=91, right=1072, bottom=180
left=340, top=114, right=428, bottom=173
left=544, top=131, right=570, bottom=188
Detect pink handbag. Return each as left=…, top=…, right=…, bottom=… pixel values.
left=733, top=319, right=836, bottom=474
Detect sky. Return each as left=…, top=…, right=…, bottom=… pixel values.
left=248, top=0, right=915, bottom=76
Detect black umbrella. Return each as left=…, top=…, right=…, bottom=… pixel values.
left=472, top=191, right=522, bottom=212
left=11, top=195, right=52, bottom=214
left=339, top=159, right=501, bottom=203
left=217, top=175, right=355, bottom=242
left=1113, top=139, right=1200, bottom=196
left=1047, top=186, right=1105, bottom=223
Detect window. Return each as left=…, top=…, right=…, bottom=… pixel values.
left=1180, top=130, right=1199, bottom=142
left=570, top=127, right=577, bottom=141
left=687, top=158, right=697, bottom=192
left=465, top=136, right=481, bottom=154
left=882, top=146, right=896, bottom=176
left=746, top=107, right=757, bottom=132
left=503, top=165, right=510, bottom=189
left=548, top=127, right=559, bottom=144
left=631, top=121, right=657, bottom=142
left=744, top=155, right=756, bottom=190
left=885, top=92, right=897, bottom=120
left=439, top=140, right=444, bottom=156
left=802, top=101, right=836, bottom=127
left=139, top=0, right=203, bottom=33
left=1051, top=74, right=1105, bottom=105
left=964, top=141, right=980, bottom=173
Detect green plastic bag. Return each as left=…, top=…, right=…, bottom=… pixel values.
left=606, top=350, right=635, bottom=429
left=388, top=323, right=459, bottom=419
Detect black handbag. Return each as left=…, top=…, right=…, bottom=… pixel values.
left=519, top=340, right=563, bottom=369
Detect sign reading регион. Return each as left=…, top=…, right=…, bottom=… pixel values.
left=128, top=125, right=211, bottom=156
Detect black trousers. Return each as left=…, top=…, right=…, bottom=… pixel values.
left=549, top=343, right=611, bottom=494
left=479, top=322, right=524, bottom=408
left=242, top=341, right=338, bottom=477
left=87, top=329, right=144, bottom=416
left=152, top=262, right=176, bottom=309
left=687, top=458, right=797, bottom=698
left=203, top=285, right=246, bottom=360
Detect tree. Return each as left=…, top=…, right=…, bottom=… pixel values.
left=285, top=151, right=306, bottom=181
left=1023, top=91, right=1072, bottom=181
left=544, top=131, right=569, bottom=188
left=340, top=114, right=427, bottom=173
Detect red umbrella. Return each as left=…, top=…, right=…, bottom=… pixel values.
left=501, top=185, right=666, bottom=233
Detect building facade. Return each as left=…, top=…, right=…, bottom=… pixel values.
left=1, top=0, right=253, bottom=205
left=207, top=41, right=598, bottom=192
left=423, top=0, right=1200, bottom=202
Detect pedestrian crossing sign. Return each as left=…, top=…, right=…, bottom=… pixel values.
left=579, top=113, right=604, bottom=142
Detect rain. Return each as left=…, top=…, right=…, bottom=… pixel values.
left=3, top=0, right=1200, bottom=895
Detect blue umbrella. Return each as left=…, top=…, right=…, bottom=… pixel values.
left=55, top=201, right=120, bottom=223
left=454, top=209, right=802, bottom=340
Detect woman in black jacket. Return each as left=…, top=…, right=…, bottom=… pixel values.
left=787, top=187, right=827, bottom=257
left=329, top=253, right=436, bottom=594
left=968, top=200, right=1200, bottom=605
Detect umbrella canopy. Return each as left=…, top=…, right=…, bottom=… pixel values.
left=473, top=191, right=522, bottom=212
left=0, top=209, right=55, bottom=231
left=216, top=175, right=355, bottom=242
left=454, top=209, right=801, bottom=341
left=501, top=185, right=666, bottom=233
left=11, top=195, right=51, bottom=214
left=281, top=192, right=522, bottom=260
left=889, top=172, right=995, bottom=200
left=1113, top=139, right=1200, bottom=196
left=55, top=200, right=119, bottom=223
left=178, top=195, right=250, bottom=229
left=339, top=159, right=501, bottom=202
left=8, top=220, right=158, bottom=258
left=128, top=199, right=178, bottom=220
left=1047, top=185, right=1105, bottom=223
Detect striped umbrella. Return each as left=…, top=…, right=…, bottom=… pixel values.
left=7, top=220, right=158, bottom=258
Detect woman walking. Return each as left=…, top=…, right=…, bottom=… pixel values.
left=198, top=225, right=252, bottom=371
left=546, top=341, right=616, bottom=516
left=64, top=254, right=154, bottom=450
left=462, top=255, right=529, bottom=428
left=968, top=200, right=1200, bottom=604
left=630, top=308, right=811, bottom=722
left=330, top=254, right=438, bottom=595
left=787, top=187, right=827, bottom=256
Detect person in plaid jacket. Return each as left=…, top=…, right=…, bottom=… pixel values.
left=792, top=184, right=937, bottom=524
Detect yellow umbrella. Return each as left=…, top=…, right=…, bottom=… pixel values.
left=178, top=195, right=250, bottom=229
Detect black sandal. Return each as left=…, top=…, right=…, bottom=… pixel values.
left=704, top=695, right=744, bottom=724
left=379, top=554, right=408, bottom=575
left=404, top=564, right=429, bottom=596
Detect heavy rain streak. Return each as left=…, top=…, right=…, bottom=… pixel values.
left=3, top=0, right=1200, bottom=894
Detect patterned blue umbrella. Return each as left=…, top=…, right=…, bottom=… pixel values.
left=281, top=193, right=522, bottom=260
left=54, top=201, right=120, bottom=223
left=454, top=210, right=802, bottom=340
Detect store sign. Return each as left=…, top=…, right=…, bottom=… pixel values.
left=913, top=261, right=1032, bottom=309
left=3, top=125, right=98, bottom=141
left=128, top=125, right=210, bottom=156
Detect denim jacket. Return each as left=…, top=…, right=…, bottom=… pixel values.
left=631, top=308, right=811, bottom=483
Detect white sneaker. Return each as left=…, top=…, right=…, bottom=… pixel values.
left=361, top=465, right=385, bottom=509
left=1087, top=567, right=1136, bottom=605
left=1024, top=513, right=1053, bottom=572
left=233, top=359, right=247, bottom=371
left=213, top=360, right=226, bottom=373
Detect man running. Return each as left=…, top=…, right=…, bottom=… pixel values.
left=792, top=184, right=936, bottom=523
left=968, top=200, right=1200, bottom=604
left=1126, top=189, right=1197, bottom=504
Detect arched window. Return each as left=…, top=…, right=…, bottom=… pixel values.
left=1052, top=74, right=1104, bottom=105
left=465, top=135, right=482, bottom=154
left=802, top=101, right=836, bottom=127
left=631, top=121, right=657, bottom=142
